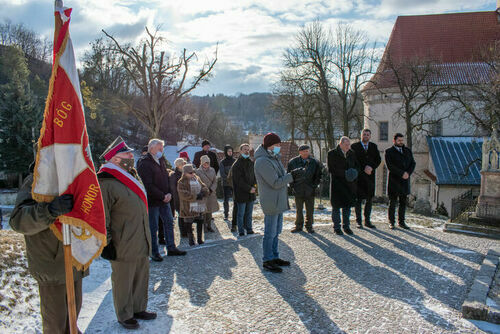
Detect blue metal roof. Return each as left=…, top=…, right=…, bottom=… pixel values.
left=427, top=137, right=483, bottom=185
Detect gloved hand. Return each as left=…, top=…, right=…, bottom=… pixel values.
left=196, top=192, right=204, bottom=200
left=290, top=168, right=306, bottom=182
left=48, top=194, right=74, bottom=216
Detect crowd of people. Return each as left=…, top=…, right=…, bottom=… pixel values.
left=9, top=129, right=416, bottom=332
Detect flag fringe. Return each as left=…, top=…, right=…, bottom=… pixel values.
left=31, top=24, right=70, bottom=203
left=50, top=215, right=106, bottom=271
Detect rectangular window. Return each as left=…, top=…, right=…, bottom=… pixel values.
left=432, top=120, right=443, bottom=136
left=379, top=121, right=389, bottom=141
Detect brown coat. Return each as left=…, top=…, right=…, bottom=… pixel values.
left=177, top=175, right=210, bottom=218
left=196, top=166, right=220, bottom=213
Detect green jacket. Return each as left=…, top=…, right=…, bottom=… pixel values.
left=9, top=175, right=88, bottom=285
left=98, top=171, right=151, bottom=261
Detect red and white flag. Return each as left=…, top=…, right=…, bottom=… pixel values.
left=31, top=2, right=106, bottom=270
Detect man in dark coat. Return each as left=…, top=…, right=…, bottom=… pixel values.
left=10, top=172, right=84, bottom=333
left=137, top=139, right=186, bottom=260
left=351, top=129, right=381, bottom=229
left=219, top=145, right=236, bottom=221
left=287, top=144, right=322, bottom=233
left=193, top=139, right=219, bottom=173
left=328, top=137, right=360, bottom=235
left=232, top=143, right=257, bottom=236
left=385, top=133, right=416, bottom=229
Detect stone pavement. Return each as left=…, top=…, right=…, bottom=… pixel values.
left=81, top=207, right=500, bottom=334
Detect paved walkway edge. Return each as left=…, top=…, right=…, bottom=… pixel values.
left=462, top=247, right=500, bottom=324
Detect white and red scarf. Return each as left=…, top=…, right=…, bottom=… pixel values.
left=98, top=163, right=148, bottom=211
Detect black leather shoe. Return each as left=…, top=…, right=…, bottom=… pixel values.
left=334, top=229, right=344, bottom=235
left=343, top=228, right=354, bottom=235
left=389, top=223, right=395, bottom=229
left=119, top=318, right=139, bottom=329
left=134, top=311, right=157, bottom=320
left=399, top=222, right=410, bottom=230
left=239, top=232, right=245, bottom=237
left=306, top=227, right=315, bottom=234
left=151, top=254, right=163, bottom=262
left=356, top=223, right=363, bottom=229
left=246, top=230, right=255, bottom=235
left=231, top=225, right=237, bottom=232
left=365, top=222, right=376, bottom=228
left=291, top=227, right=303, bottom=233
left=167, top=249, right=187, bottom=256
left=273, top=258, right=291, bottom=266
left=263, top=261, right=282, bottom=273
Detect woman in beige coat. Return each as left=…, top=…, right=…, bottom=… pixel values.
left=196, top=155, right=220, bottom=232
left=177, top=164, right=210, bottom=245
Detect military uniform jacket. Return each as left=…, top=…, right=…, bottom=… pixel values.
left=9, top=175, right=88, bottom=285
left=98, top=172, right=151, bottom=261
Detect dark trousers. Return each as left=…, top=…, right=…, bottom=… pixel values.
left=185, top=217, right=204, bottom=243
left=388, top=194, right=407, bottom=225
left=355, top=197, right=373, bottom=225
left=223, top=186, right=233, bottom=218
left=332, top=206, right=351, bottom=230
left=38, top=279, right=82, bottom=334
left=295, top=196, right=315, bottom=229
left=232, top=201, right=238, bottom=227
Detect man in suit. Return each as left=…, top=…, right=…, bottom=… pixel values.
left=351, top=129, right=381, bottom=228
left=385, top=133, right=416, bottom=230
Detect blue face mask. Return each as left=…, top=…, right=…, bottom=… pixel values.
left=241, top=153, right=250, bottom=159
left=273, top=146, right=281, bottom=155
left=155, top=151, right=163, bottom=159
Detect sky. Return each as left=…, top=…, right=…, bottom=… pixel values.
left=1, top=0, right=496, bottom=96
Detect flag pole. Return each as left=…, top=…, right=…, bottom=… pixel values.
left=63, top=224, right=78, bottom=334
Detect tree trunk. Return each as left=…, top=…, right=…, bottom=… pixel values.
left=405, top=108, right=413, bottom=150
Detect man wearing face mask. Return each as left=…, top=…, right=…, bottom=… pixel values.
left=254, top=133, right=305, bottom=273
left=98, top=137, right=156, bottom=330
left=231, top=143, right=257, bottom=236
left=137, top=139, right=186, bottom=261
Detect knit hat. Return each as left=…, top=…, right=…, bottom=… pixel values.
left=183, top=164, right=195, bottom=174
left=298, top=144, right=310, bottom=151
left=201, top=139, right=211, bottom=147
left=179, top=151, right=189, bottom=160
left=263, top=132, right=281, bottom=149
left=200, top=155, right=211, bottom=165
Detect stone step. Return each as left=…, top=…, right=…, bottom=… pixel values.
left=444, top=222, right=500, bottom=239
left=462, top=248, right=500, bottom=323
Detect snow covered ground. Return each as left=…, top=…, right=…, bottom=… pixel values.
left=0, top=199, right=497, bottom=333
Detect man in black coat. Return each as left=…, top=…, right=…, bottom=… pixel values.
left=232, top=143, right=257, bottom=236
left=193, top=139, right=219, bottom=174
left=385, top=133, right=416, bottom=229
left=287, top=145, right=322, bottom=233
left=219, top=145, right=236, bottom=220
left=328, top=137, right=360, bottom=235
left=351, top=129, right=381, bottom=229
left=137, top=139, right=186, bottom=260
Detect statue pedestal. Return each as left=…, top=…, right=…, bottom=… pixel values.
left=473, top=171, right=500, bottom=225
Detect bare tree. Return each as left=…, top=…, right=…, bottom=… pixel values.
left=0, top=19, right=51, bottom=62
left=102, top=27, right=217, bottom=137
left=283, top=21, right=336, bottom=149
left=330, top=24, right=376, bottom=137
left=449, top=41, right=500, bottom=134
left=376, top=53, right=450, bottom=149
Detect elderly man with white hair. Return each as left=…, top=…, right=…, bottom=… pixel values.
left=327, top=136, right=360, bottom=235
left=137, top=138, right=186, bottom=261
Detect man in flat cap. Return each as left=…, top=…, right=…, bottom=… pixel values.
left=98, top=136, right=156, bottom=330
left=287, top=144, right=323, bottom=233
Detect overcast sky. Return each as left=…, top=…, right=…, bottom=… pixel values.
left=2, top=0, right=495, bottom=95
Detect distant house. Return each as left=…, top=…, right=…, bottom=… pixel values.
left=426, top=137, right=483, bottom=215
left=362, top=9, right=499, bottom=210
